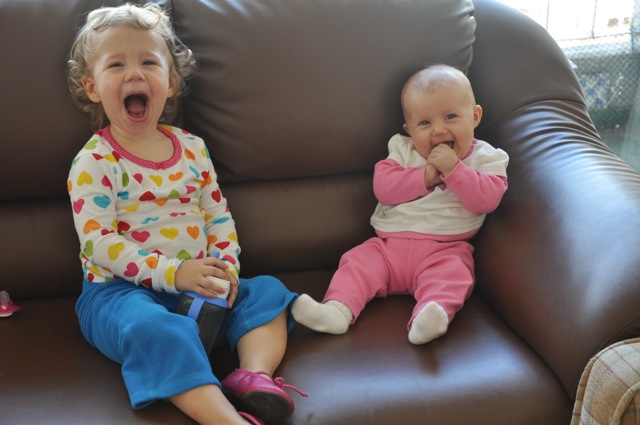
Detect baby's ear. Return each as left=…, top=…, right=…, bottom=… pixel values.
left=473, top=104, right=483, bottom=128
left=82, top=76, right=101, bottom=103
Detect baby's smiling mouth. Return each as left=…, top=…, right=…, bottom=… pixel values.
left=125, top=94, right=148, bottom=118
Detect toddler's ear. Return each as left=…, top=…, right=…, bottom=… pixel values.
left=82, top=76, right=101, bottom=103
left=167, top=71, right=178, bottom=99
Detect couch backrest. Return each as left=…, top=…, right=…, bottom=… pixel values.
left=0, top=0, right=131, bottom=297
left=0, top=0, right=475, bottom=288
left=0, top=0, right=476, bottom=292
left=173, top=0, right=476, bottom=274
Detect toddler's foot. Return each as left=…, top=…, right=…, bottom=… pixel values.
left=291, top=294, right=353, bottom=334
left=408, top=302, right=449, bottom=345
left=222, top=369, right=307, bottom=424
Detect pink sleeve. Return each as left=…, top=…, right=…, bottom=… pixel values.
left=373, top=158, right=430, bottom=206
left=442, top=161, right=508, bottom=215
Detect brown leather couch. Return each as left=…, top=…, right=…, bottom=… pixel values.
left=2, top=0, right=640, bottom=424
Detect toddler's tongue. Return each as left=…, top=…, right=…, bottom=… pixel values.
left=125, top=95, right=146, bottom=118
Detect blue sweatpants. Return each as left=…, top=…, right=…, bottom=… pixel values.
left=76, top=275, right=297, bottom=409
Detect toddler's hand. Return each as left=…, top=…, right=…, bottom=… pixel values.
left=175, top=257, right=232, bottom=298
left=427, top=143, right=459, bottom=177
left=226, top=274, right=239, bottom=308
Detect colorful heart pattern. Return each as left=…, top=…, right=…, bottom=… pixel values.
left=68, top=125, right=240, bottom=292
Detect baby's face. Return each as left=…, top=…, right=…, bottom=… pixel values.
left=82, top=26, right=175, bottom=136
left=402, top=82, right=482, bottom=160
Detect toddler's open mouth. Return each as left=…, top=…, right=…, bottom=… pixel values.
left=125, top=94, right=148, bottom=119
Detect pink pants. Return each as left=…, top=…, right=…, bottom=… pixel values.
left=323, top=237, right=475, bottom=331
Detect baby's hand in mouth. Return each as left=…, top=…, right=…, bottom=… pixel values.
left=428, top=142, right=459, bottom=177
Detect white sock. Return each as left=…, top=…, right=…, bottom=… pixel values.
left=408, top=302, right=449, bottom=345
left=291, top=294, right=353, bottom=334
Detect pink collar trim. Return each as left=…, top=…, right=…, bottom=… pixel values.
left=461, top=138, right=477, bottom=161
left=101, top=125, right=183, bottom=170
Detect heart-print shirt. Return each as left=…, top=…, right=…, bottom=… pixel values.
left=67, top=125, right=239, bottom=293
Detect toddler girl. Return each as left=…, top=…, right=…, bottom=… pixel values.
left=67, top=4, right=304, bottom=424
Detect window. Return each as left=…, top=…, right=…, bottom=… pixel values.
left=499, top=0, right=640, bottom=170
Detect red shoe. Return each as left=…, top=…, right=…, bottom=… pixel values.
left=222, top=369, right=308, bottom=424
left=239, top=412, right=265, bottom=425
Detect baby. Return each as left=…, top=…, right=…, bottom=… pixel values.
left=293, top=64, right=509, bottom=344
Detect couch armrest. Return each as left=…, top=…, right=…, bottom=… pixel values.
left=572, top=338, right=640, bottom=425
left=469, top=0, right=640, bottom=400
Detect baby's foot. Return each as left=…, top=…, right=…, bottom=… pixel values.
left=408, top=302, right=449, bottom=345
left=291, top=294, right=352, bottom=334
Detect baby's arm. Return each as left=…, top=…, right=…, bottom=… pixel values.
left=373, top=158, right=432, bottom=205
left=443, top=162, right=508, bottom=215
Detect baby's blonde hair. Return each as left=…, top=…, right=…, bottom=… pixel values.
left=67, top=2, right=197, bottom=130
left=401, top=64, right=476, bottom=122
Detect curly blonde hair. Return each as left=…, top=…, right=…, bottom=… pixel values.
left=67, top=2, right=197, bottom=130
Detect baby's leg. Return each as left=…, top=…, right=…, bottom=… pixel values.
left=408, top=240, right=475, bottom=344
left=292, top=238, right=391, bottom=333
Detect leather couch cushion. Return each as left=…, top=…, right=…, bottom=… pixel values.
left=0, top=273, right=572, bottom=425
left=173, top=0, right=476, bottom=183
